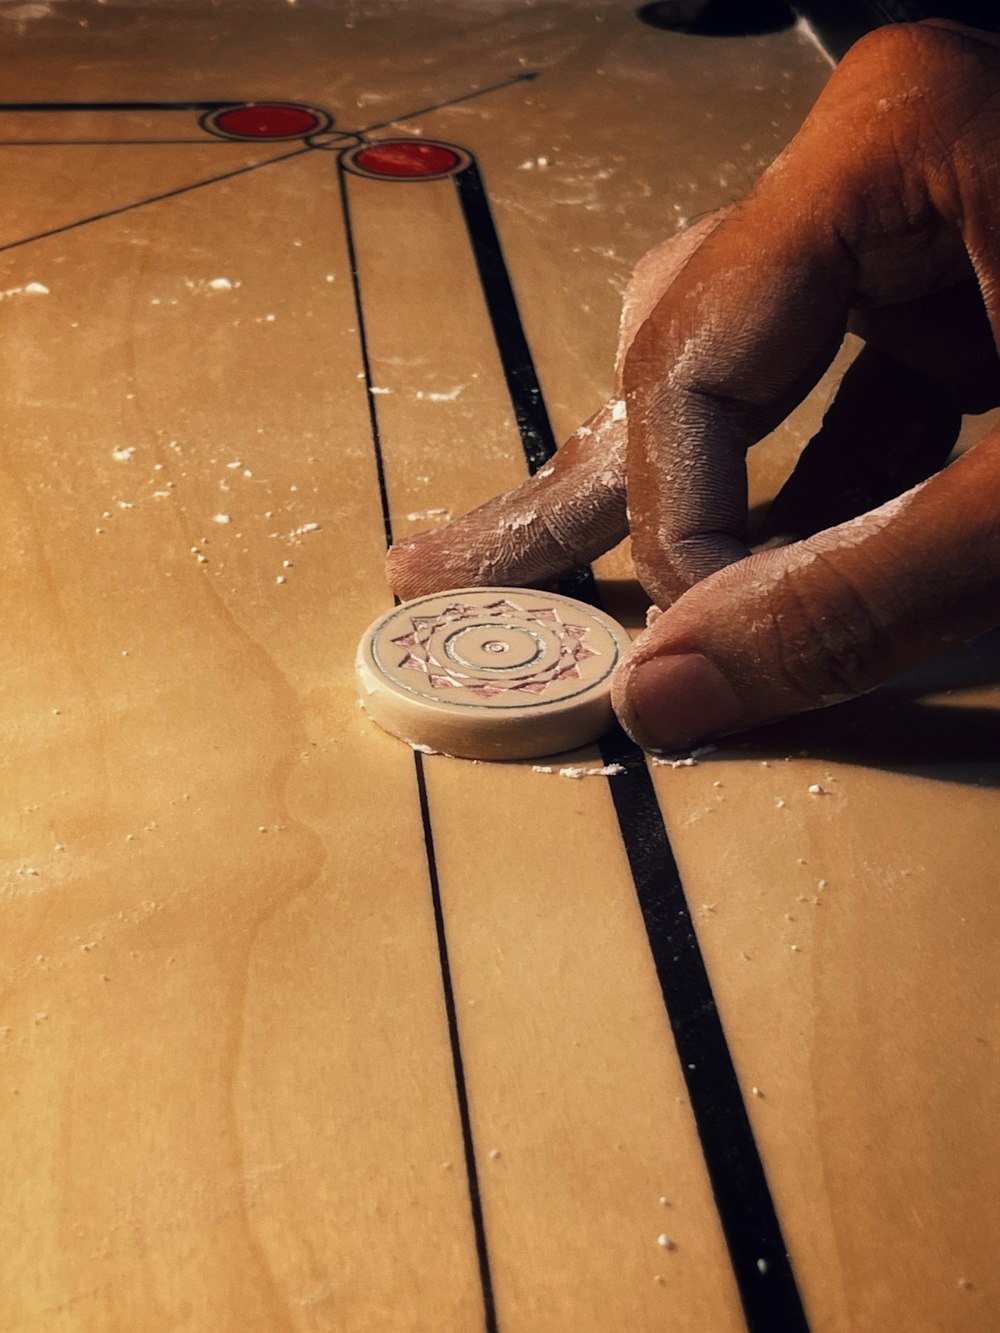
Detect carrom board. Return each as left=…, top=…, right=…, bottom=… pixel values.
left=0, top=3, right=997, bottom=1331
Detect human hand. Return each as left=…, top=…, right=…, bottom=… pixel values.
left=387, top=21, right=1000, bottom=752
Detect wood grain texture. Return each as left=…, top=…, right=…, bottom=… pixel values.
left=3, top=4, right=996, bottom=1332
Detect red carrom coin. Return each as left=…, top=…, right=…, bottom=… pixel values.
left=206, top=102, right=331, bottom=140
left=347, top=140, right=466, bottom=179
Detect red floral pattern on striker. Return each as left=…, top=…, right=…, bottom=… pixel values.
left=392, top=599, right=599, bottom=698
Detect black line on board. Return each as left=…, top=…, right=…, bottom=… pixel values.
left=596, top=725, right=809, bottom=1331
left=0, top=139, right=252, bottom=147
left=338, top=162, right=499, bottom=1333
left=0, top=101, right=234, bottom=112
left=356, top=71, right=539, bottom=138
left=0, top=144, right=312, bottom=255
left=449, top=163, right=554, bottom=474
left=413, top=760, right=500, bottom=1333
left=336, top=168, right=394, bottom=551
left=0, top=76, right=534, bottom=155
left=454, top=157, right=811, bottom=1333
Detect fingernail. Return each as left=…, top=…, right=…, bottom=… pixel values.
left=623, top=652, right=743, bottom=750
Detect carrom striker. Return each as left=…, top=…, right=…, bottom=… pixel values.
left=356, top=588, right=632, bottom=760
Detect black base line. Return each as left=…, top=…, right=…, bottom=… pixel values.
left=0, top=75, right=536, bottom=150
left=0, top=143, right=312, bottom=256
left=596, top=719, right=809, bottom=1330
left=0, top=100, right=235, bottom=113
left=454, top=157, right=810, bottom=1333
left=0, top=76, right=532, bottom=254
left=0, top=139, right=257, bottom=147
left=337, top=167, right=394, bottom=551
left=338, top=161, right=498, bottom=1333
left=414, top=757, right=500, bottom=1333
left=450, top=164, right=554, bottom=474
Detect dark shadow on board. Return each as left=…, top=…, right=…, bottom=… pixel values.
left=722, top=626, right=1000, bottom=788
left=636, top=0, right=796, bottom=36
left=596, top=576, right=1000, bottom=787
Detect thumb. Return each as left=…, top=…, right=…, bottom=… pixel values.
left=611, top=437, right=1000, bottom=751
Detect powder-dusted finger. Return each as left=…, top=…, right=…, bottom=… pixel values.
left=615, top=209, right=731, bottom=388
left=612, top=423, right=1000, bottom=751
left=386, top=398, right=628, bottom=600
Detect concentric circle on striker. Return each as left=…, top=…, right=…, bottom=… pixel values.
left=443, top=622, right=547, bottom=672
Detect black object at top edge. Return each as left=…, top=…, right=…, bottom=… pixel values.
left=795, top=0, right=999, bottom=59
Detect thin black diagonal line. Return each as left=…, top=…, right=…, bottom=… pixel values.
left=454, top=156, right=811, bottom=1333
left=356, top=71, right=538, bottom=138
left=338, top=160, right=499, bottom=1333
left=336, top=167, right=393, bottom=551
left=414, top=757, right=499, bottom=1333
left=0, top=144, right=312, bottom=255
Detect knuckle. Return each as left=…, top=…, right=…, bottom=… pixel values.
left=632, top=536, right=690, bottom=609
left=636, top=532, right=747, bottom=609
left=841, top=20, right=948, bottom=81
left=617, top=210, right=728, bottom=371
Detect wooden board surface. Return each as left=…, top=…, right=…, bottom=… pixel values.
left=0, top=3, right=997, bottom=1331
